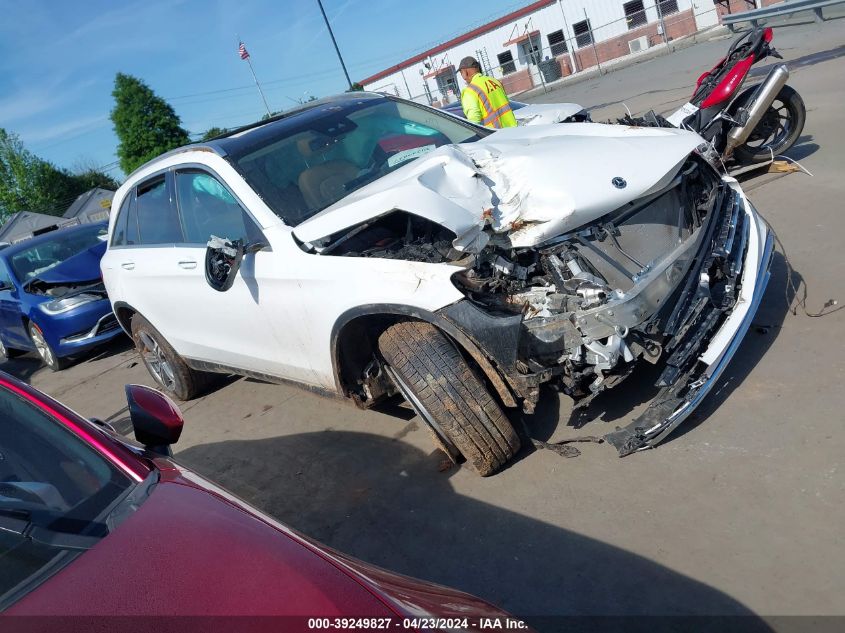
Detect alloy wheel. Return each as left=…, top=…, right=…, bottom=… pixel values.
left=138, top=331, right=176, bottom=391
left=29, top=325, right=55, bottom=368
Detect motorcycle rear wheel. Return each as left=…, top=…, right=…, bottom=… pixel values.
left=733, top=85, right=806, bottom=164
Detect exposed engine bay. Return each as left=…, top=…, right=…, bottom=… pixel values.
left=26, top=278, right=108, bottom=299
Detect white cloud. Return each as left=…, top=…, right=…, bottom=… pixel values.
left=22, top=114, right=110, bottom=147
left=0, top=77, right=98, bottom=124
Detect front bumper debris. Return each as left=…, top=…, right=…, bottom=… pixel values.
left=605, top=181, right=773, bottom=455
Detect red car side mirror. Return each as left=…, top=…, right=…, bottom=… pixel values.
left=125, top=384, right=184, bottom=455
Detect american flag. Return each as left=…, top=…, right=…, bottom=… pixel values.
left=238, top=41, right=250, bottom=60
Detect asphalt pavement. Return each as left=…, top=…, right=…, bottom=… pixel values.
left=3, top=12, right=844, bottom=628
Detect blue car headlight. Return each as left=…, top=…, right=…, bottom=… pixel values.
left=39, top=293, right=102, bottom=315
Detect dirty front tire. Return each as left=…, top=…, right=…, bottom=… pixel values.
left=131, top=314, right=212, bottom=401
left=378, top=321, right=520, bottom=476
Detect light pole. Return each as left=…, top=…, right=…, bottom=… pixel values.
left=317, top=0, right=353, bottom=89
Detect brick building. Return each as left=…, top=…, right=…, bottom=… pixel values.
left=359, top=0, right=782, bottom=105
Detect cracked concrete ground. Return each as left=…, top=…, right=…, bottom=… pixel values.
left=3, top=11, right=843, bottom=628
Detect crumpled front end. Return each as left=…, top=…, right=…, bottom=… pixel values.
left=442, top=155, right=772, bottom=453
left=604, top=180, right=773, bottom=455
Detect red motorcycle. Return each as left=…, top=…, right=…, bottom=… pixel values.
left=645, top=27, right=806, bottom=164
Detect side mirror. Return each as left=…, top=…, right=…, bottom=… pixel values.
left=125, top=384, right=184, bottom=456
left=205, top=235, right=244, bottom=292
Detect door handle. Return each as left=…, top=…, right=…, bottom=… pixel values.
left=178, top=260, right=197, bottom=269
left=121, top=262, right=135, bottom=270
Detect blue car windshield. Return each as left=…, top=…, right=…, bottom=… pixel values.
left=228, top=97, right=488, bottom=226
left=8, top=225, right=107, bottom=283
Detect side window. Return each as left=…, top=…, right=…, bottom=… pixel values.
left=174, top=170, right=258, bottom=244
left=111, top=193, right=137, bottom=246
left=136, top=176, right=183, bottom=245
left=0, top=261, right=13, bottom=289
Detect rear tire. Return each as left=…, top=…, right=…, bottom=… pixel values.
left=28, top=323, right=68, bottom=372
left=733, top=85, right=806, bottom=164
left=378, top=321, right=520, bottom=476
left=131, top=314, right=213, bottom=401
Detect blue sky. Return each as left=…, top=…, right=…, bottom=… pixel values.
left=0, top=0, right=526, bottom=178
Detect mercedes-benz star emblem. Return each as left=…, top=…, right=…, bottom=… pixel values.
left=612, top=177, right=627, bottom=189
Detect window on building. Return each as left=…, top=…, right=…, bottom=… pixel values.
left=624, top=0, right=647, bottom=29
left=547, top=30, right=568, bottom=56
left=435, top=69, right=459, bottom=99
left=573, top=19, right=593, bottom=48
left=520, top=36, right=542, bottom=65
left=497, top=51, right=516, bottom=75
left=658, top=0, right=679, bottom=15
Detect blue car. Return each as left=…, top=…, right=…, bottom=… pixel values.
left=0, top=222, right=123, bottom=370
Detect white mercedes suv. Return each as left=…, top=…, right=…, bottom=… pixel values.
left=102, top=93, right=773, bottom=475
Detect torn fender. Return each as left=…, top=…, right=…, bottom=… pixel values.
left=292, top=124, right=703, bottom=251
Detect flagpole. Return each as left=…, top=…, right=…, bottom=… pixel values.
left=237, top=35, right=272, bottom=117
left=246, top=57, right=272, bottom=117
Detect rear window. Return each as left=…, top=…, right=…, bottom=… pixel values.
left=111, top=193, right=139, bottom=247
left=0, top=387, right=136, bottom=608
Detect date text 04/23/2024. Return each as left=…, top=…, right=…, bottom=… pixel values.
left=307, top=617, right=529, bottom=630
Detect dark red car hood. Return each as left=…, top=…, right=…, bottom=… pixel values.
left=7, top=480, right=391, bottom=616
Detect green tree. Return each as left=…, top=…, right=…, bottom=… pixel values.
left=71, top=168, right=120, bottom=192
left=200, top=126, right=228, bottom=141
left=0, top=128, right=119, bottom=223
left=110, top=73, right=190, bottom=173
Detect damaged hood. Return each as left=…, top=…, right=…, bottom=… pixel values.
left=293, top=123, right=704, bottom=251
left=32, top=240, right=106, bottom=285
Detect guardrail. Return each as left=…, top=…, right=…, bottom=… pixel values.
left=722, top=0, right=845, bottom=30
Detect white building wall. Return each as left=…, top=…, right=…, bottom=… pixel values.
left=364, top=0, right=694, bottom=104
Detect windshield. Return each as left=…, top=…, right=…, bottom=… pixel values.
left=229, top=97, right=487, bottom=226
left=0, top=386, right=135, bottom=607
left=8, top=225, right=107, bottom=283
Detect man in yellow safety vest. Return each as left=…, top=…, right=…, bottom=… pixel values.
left=458, top=56, right=517, bottom=129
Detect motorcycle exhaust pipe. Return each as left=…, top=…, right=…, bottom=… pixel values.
left=724, top=64, right=790, bottom=157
